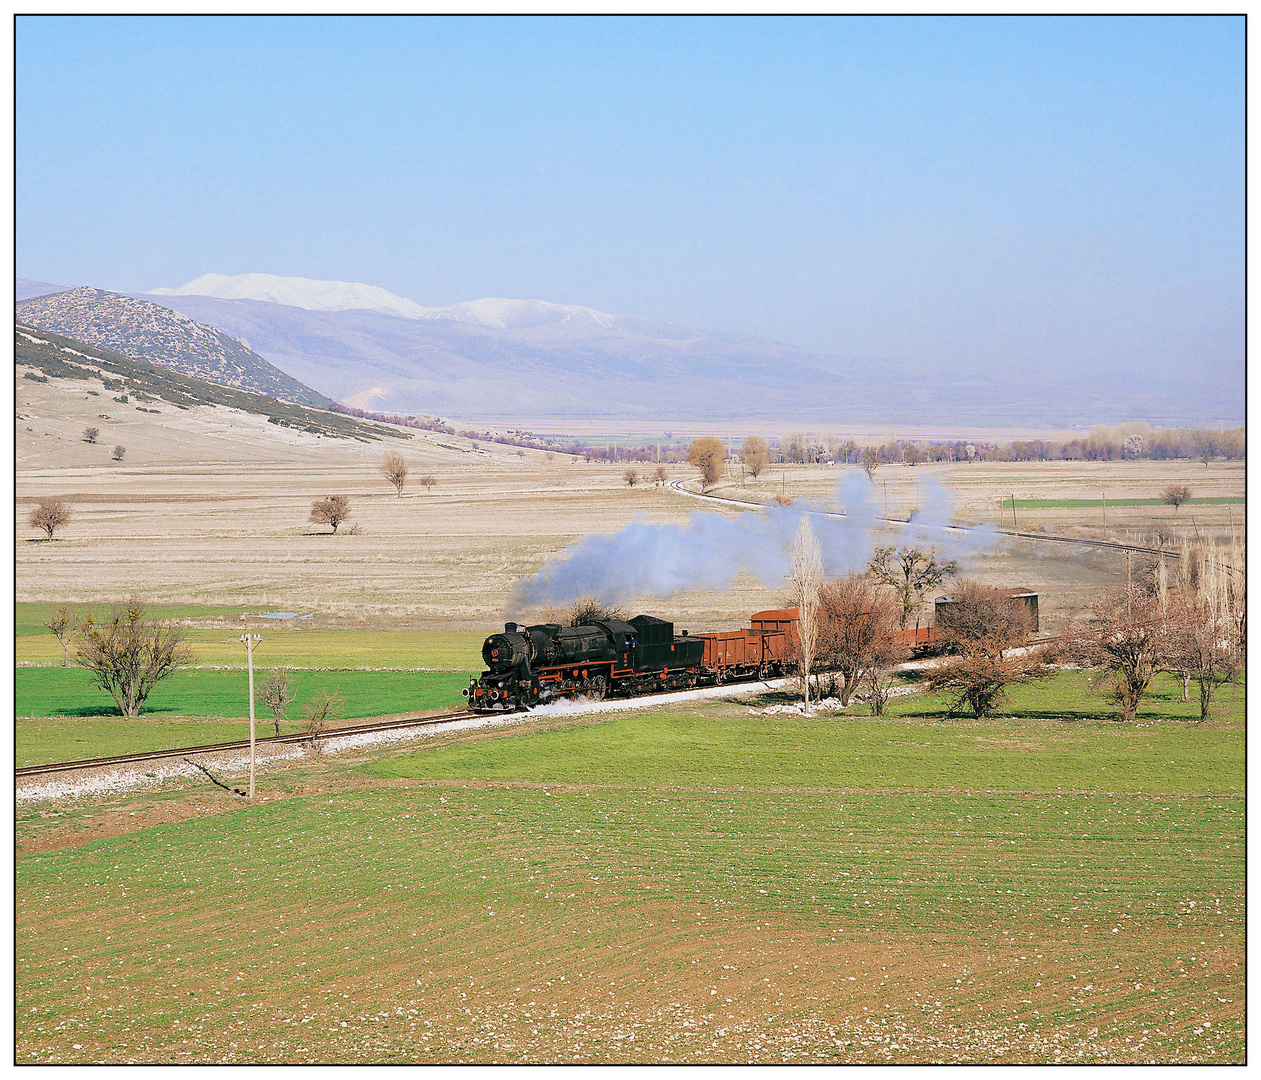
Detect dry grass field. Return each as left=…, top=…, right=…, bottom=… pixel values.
left=15, top=374, right=1243, bottom=634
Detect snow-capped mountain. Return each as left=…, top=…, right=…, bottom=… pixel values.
left=151, top=272, right=626, bottom=331
left=151, top=273, right=430, bottom=319
left=16, top=272, right=1239, bottom=426
left=132, top=277, right=1238, bottom=426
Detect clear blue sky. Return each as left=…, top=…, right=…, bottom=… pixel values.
left=17, top=15, right=1243, bottom=381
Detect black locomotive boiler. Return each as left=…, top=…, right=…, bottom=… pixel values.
left=464, top=615, right=706, bottom=712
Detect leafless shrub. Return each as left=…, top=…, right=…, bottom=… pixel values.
left=302, top=690, right=343, bottom=754
left=815, top=574, right=906, bottom=707
left=260, top=668, right=295, bottom=736
left=860, top=449, right=880, bottom=479
left=1160, top=483, right=1192, bottom=512
left=772, top=493, right=794, bottom=507
left=28, top=498, right=71, bottom=540
left=418, top=475, right=437, bottom=492
left=1163, top=595, right=1240, bottom=724
left=623, top=467, right=639, bottom=486
left=926, top=581, right=1043, bottom=719
left=111, top=445, right=126, bottom=461
left=82, top=426, right=99, bottom=443
left=554, top=597, right=629, bottom=627
left=650, top=465, right=669, bottom=487
left=46, top=606, right=72, bottom=666
left=74, top=600, right=196, bottom=717
left=1060, top=585, right=1170, bottom=722
left=380, top=451, right=408, bottom=496
left=309, top=495, right=351, bottom=533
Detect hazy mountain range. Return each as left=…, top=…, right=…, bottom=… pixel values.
left=17, top=273, right=1242, bottom=426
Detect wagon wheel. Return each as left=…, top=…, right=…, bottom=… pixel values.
left=589, top=675, right=607, bottom=701
left=714, top=669, right=726, bottom=686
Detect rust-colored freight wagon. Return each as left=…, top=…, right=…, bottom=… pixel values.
left=694, top=608, right=800, bottom=681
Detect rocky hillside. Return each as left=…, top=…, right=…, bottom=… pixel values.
left=16, top=287, right=330, bottom=408
left=15, top=322, right=402, bottom=442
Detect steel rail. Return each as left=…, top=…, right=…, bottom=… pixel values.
left=16, top=708, right=476, bottom=779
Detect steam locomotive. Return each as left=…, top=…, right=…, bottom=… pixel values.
left=463, top=587, right=1039, bottom=713
left=463, top=610, right=799, bottom=712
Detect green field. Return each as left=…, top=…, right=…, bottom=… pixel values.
left=16, top=669, right=1244, bottom=1064
left=17, top=605, right=485, bottom=669
left=16, top=668, right=473, bottom=766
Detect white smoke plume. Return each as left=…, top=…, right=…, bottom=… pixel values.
left=509, top=472, right=998, bottom=614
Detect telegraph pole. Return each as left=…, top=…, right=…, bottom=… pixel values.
left=240, top=634, right=260, bottom=799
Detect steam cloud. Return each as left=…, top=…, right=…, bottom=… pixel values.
left=509, top=472, right=998, bottom=614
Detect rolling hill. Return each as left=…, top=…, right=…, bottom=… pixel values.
left=17, top=287, right=331, bottom=409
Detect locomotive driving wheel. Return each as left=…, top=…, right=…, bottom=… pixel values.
left=589, top=675, right=607, bottom=701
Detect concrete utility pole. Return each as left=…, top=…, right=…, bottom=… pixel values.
left=1102, top=492, right=1107, bottom=536
left=240, top=634, right=261, bottom=799
left=1011, top=494, right=1017, bottom=529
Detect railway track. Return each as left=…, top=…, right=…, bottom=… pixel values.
left=15, top=708, right=476, bottom=779
left=667, top=478, right=1189, bottom=558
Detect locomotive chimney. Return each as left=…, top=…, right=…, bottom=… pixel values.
left=504, top=622, right=518, bottom=633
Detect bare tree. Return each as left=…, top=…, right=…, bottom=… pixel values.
left=309, top=495, right=351, bottom=533
left=111, top=445, right=126, bottom=461
left=418, top=475, right=438, bottom=493
left=788, top=517, right=823, bottom=712
left=623, top=467, right=639, bottom=487
left=742, top=435, right=770, bottom=478
left=651, top=465, right=669, bottom=487
left=926, top=581, right=1043, bottom=719
left=46, top=606, right=72, bottom=666
left=1160, top=484, right=1192, bottom=513
left=1060, top=585, right=1169, bottom=722
left=815, top=575, right=905, bottom=707
left=860, top=449, right=880, bottom=480
left=867, top=545, right=959, bottom=626
left=260, top=668, right=296, bottom=736
left=380, top=451, right=408, bottom=496
left=82, top=426, right=99, bottom=444
left=686, top=437, right=726, bottom=490
left=28, top=498, right=72, bottom=540
left=1164, top=595, right=1240, bottom=724
left=74, top=600, right=196, bottom=717
left=302, top=689, right=342, bottom=754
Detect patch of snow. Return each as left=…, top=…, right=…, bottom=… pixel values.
left=150, top=273, right=430, bottom=319
left=147, top=272, right=621, bottom=330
